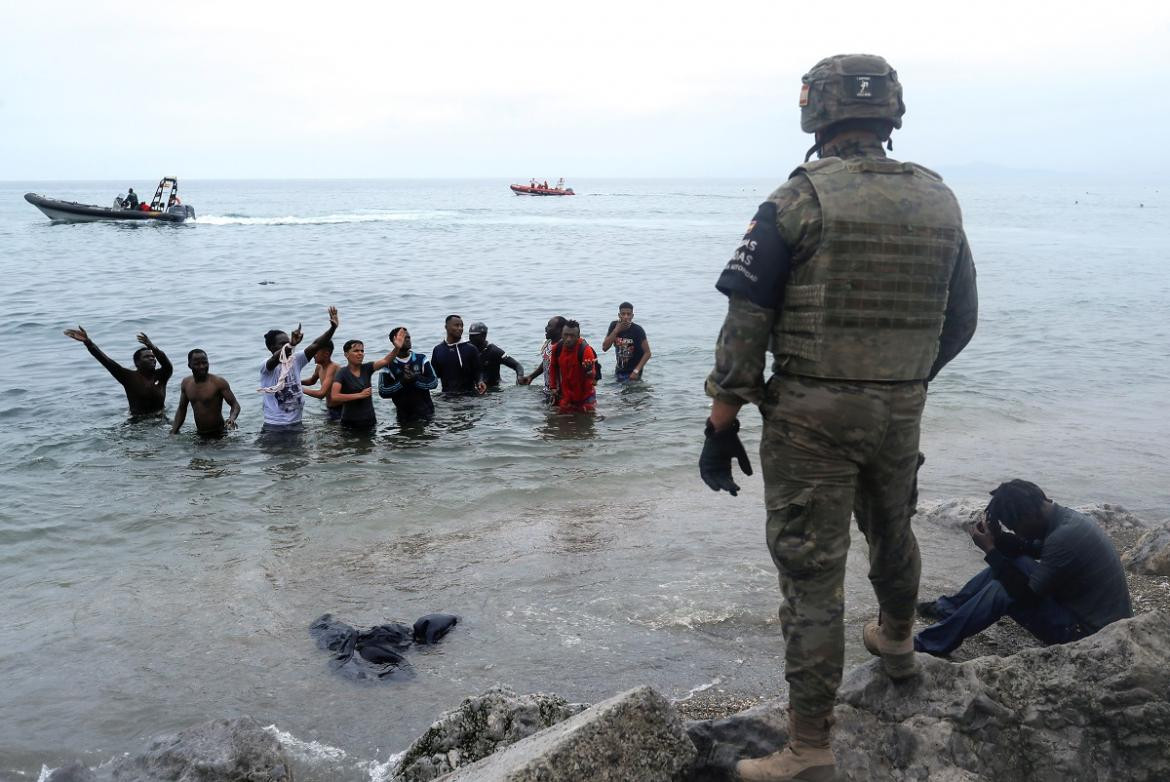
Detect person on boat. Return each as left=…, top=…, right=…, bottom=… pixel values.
left=518, top=315, right=566, bottom=396
left=329, top=338, right=399, bottom=431
left=378, top=327, right=439, bottom=423
left=301, top=339, right=342, bottom=421
left=548, top=320, right=598, bottom=413
left=431, top=315, right=486, bottom=395
left=64, top=327, right=173, bottom=415
left=258, top=307, right=339, bottom=432
left=170, top=349, right=241, bottom=437
left=124, top=188, right=139, bottom=210
left=542, top=180, right=549, bottom=189
left=468, top=322, right=524, bottom=388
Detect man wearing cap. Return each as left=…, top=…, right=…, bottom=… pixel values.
left=467, top=322, right=524, bottom=389
left=700, top=54, right=978, bottom=780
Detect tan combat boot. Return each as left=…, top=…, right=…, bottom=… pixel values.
left=862, top=611, right=919, bottom=680
left=735, top=709, right=836, bottom=781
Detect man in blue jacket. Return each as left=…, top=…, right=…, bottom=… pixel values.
left=379, top=327, right=439, bottom=423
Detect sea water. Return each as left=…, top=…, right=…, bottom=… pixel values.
left=0, top=177, right=1167, bottom=779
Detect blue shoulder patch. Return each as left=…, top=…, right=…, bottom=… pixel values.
left=715, top=201, right=791, bottom=308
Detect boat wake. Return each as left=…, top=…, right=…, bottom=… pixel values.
left=198, top=210, right=442, bottom=226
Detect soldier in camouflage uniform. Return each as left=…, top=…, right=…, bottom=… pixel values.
left=700, top=54, right=978, bottom=781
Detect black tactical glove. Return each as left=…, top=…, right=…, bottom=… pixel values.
left=700, top=418, right=753, bottom=496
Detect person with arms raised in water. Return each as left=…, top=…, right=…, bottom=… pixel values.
left=602, top=301, right=652, bottom=382
left=330, top=337, right=400, bottom=431
left=548, top=320, right=599, bottom=413
left=170, top=349, right=241, bottom=437
left=518, top=316, right=566, bottom=398
left=258, top=306, right=339, bottom=432
left=301, top=339, right=342, bottom=421
left=64, top=327, right=173, bottom=415
left=468, top=322, right=524, bottom=388
left=378, top=327, right=439, bottom=423
left=431, top=314, right=485, bottom=395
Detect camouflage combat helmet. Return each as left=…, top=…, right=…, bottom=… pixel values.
left=800, top=54, right=905, bottom=133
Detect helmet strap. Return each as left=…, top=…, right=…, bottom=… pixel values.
left=804, top=141, right=821, bottom=162
left=887, top=135, right=894, bottom=152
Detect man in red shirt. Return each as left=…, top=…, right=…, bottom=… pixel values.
left=549, top=320, right=598, bottom=413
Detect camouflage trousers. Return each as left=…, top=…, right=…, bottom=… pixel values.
left=760, top=373, right=926, bottom=716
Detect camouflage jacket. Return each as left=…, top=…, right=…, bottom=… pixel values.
left=705, top=137, right=978, bottom=406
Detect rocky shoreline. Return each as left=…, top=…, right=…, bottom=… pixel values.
left=42, top=502, right=1170, bottom=781
left=678, top=500, right=1170, bottom=720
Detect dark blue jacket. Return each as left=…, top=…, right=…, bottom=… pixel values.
left=431, top=341, right=482, bottom=394
left=378, top=352, right=438, bottom=422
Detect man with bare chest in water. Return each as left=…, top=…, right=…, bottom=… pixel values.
left=64, top=326, right=173, bottom=415
left=170, top=349, right=241, bottom=437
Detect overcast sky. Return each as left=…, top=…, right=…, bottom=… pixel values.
left=3, top=1, right=1168, bottom=179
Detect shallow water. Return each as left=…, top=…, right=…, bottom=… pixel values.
left=1, top=177, right=1167, bottom=779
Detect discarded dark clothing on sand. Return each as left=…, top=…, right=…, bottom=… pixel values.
left=310, top=612, right=458, bottom=680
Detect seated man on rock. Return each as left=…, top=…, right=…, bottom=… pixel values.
left=916, top=479, right=1133, bottom=656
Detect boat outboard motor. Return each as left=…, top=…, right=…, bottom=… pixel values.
left=167, top=204, right=196, bottom=221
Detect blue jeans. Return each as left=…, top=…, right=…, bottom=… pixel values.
left=915, top=556, right=1085, bottom=656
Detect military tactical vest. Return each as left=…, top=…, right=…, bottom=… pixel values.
left=772, top=157, right=963, bottom=381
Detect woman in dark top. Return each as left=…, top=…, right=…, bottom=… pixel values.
left=330, top=339, right=398, bottom=430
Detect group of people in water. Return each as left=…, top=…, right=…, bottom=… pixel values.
left=65, top=302, right=653, bottom=437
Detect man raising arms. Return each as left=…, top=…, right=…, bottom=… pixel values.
left=258, top=306, right=339, bottom=431
left=378, top=327, right=439, bottom=423
left=64, top=327, right=173, bottom=415
left=170, top=349, right=241, bottom=437
left=301, top=340, right=342, bottom=421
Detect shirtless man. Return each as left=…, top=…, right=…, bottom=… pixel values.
left=170, top=349, right=241, bottom=436
left=64, top=327, right=173, bottom=414
left=301, top=339, right=342, bottom=421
